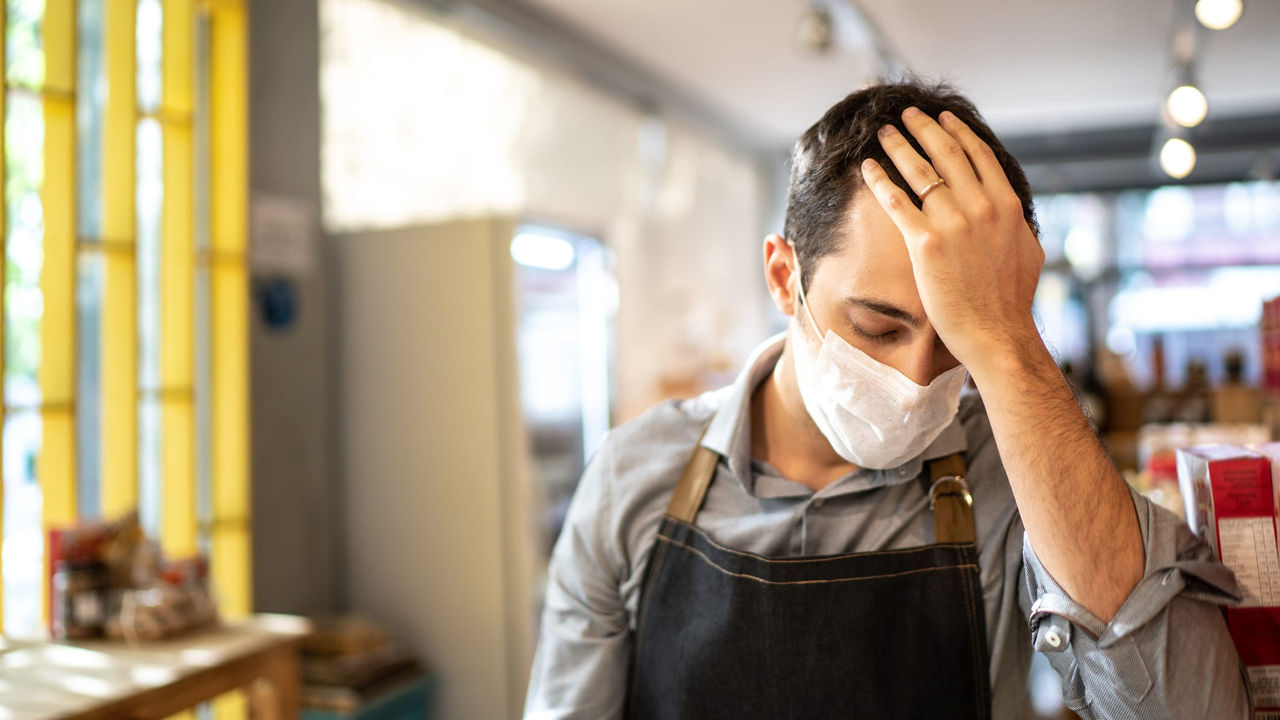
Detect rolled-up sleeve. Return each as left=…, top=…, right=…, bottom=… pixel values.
left=524, top=439, right=631, bottom=720
left=1020, top=485, right=1253, bottom=718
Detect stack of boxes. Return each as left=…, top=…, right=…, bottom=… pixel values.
left=1178, top=444, right=1280, bottom=718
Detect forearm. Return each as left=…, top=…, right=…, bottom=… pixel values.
left=1022, top=487, right=1250, bottom=717
left=971, top=331, right=1144, bottom=622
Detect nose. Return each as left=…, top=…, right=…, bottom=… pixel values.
left=897, top=333, right=959, bottom=386
left=900, top=351, right=933, bottom=387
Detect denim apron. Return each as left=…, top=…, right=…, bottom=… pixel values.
left=625, top=437, right=991, bottom=719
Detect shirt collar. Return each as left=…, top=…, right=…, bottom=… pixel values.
left=700, top=331, right=970, bottom=497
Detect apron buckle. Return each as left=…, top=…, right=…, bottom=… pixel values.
left=928, top=475, right=973, bottom=510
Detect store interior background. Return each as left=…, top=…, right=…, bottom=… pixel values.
left=4, top=0, right=1280, bottom=718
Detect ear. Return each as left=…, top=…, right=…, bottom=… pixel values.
left=763, top=233, right=799, bottom=317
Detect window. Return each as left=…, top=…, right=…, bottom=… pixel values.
left=0, top=0, right=248, bottom=657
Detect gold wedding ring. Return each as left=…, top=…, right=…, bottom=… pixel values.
left=917, top=176, right=947, bottom=201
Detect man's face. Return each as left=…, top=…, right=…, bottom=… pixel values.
left=797, top=189, right=961, bottom=386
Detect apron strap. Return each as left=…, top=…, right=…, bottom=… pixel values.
left=927, top=453, right=976, bottom=545
left=665, top=426, right=976, bottom=547
left=665, top=425, right=719, bottom=523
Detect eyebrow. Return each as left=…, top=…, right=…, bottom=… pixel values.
left=843, top=296, right=924, bottom=329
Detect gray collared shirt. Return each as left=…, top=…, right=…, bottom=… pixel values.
left=524, top=333, right=1251, bottom=719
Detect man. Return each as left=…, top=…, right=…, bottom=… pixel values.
left=523, top=81, right=1250, bottom=719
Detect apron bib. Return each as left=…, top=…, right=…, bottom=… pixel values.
left=625, top=437, right=991, bottom=719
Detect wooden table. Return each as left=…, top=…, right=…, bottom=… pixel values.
left=0, top=613, right=310, bottom=720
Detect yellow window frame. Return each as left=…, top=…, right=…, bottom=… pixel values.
left=102, top=0, right=140, bottom=523
left=0, top=0, right=250, bottom=644
left=39, top=0, right=79, bottom=625
left=208, top=0, right=250, bottom=623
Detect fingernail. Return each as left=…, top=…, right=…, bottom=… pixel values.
left=939, top=110, right=956, bottom=124
left=904, top=106, right=922, bottom=119
left=862, top=158, right=878, bottom=172
left=878, top=124, right=898, bottom=138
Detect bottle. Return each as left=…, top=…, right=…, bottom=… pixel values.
left=1178, top=358, right=1212, bottom=424
left=1212, top=350, right=1262, bottom=424
left=1143, top=335, right=1175, bottom=424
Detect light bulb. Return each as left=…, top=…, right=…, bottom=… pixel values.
left=1195, top=0, right=1242, bottom=30
left=1159, top=138, right=1197, bottom=179
left=1166, top=84, right=1208, bottom=127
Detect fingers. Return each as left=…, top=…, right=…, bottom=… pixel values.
left=859, top=158, right=930, bottom=236
left=898, top=107, right=983, bottom=198
left=875, top=123, right=953, bottom=206
left=936, top=111, right=1009, bottom=190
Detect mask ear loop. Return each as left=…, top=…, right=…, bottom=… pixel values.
left=787, top=240, right=824, bottom=339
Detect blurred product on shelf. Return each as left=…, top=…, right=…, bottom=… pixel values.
left=47, top=512, right=217, bottom=641
left=301, top=615, right=435, bottom=719
left=1142, top=336, right=1177, bottom=425
left=1175, top=445, right=1280, bottom=717
left=1097, top=348, right=1142, bottom=434
left=1128, top=424, right=1269, bottom=518
left=1179, top=358, right=1212, bottom=424
left=1265, top=297, right=1280, bottom=395
left=1265, top=296, right=1280, bottom=440
left=1214, top=351, right=1265, bottom=424
left=1095, top=295, right=1280, bottom=479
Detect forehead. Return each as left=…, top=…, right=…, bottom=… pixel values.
left=809, top=190, right=917, bottom=301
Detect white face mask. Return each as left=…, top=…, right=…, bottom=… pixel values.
left=789, top=258, right=968, bottom=469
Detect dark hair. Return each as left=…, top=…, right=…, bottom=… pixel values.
left=783, top=79, right=1038, bottom=289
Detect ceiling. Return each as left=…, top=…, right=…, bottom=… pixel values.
left=510, top=0, right=1280, bottom=151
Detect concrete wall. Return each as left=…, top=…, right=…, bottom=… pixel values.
left=319, top=0, right=773, bottom=422
left=248, top=0, right=337, bottom=615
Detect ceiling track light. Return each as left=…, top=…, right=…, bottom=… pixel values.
left=794, top=3, right=834, bottom=56
left=1165, top=64, right=1209, bottom=128
left=1151, top=2, right=1232, bottom=180
left=1160, top=136, right=1197, bottom=179
left=1195, top=0, right=1243, bottom=30
left=791, top=0, right=907, bottom=77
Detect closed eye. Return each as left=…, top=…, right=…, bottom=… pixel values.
left=846, top=320, right=899, bottom=343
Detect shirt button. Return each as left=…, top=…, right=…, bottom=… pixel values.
left=812, top=498, right=824, bottom=508
left=1044, top=630, right=1063, bottom=649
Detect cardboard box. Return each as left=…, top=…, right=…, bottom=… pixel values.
left=1177, top=445, right=1280, bottom=715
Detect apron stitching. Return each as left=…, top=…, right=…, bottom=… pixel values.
left=655, top=534, right=978, bottom=585
left=671, top=517, right=973, bottom=564
left=962, top=562, right=989, bottom=716
left=959, top=559, right=980, bottom=716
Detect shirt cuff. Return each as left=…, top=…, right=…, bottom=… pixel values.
left=1022, top=484, right=1243, bottom=652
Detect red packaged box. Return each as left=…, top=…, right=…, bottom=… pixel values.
left=1177, top=445, right=1280, bottom=716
